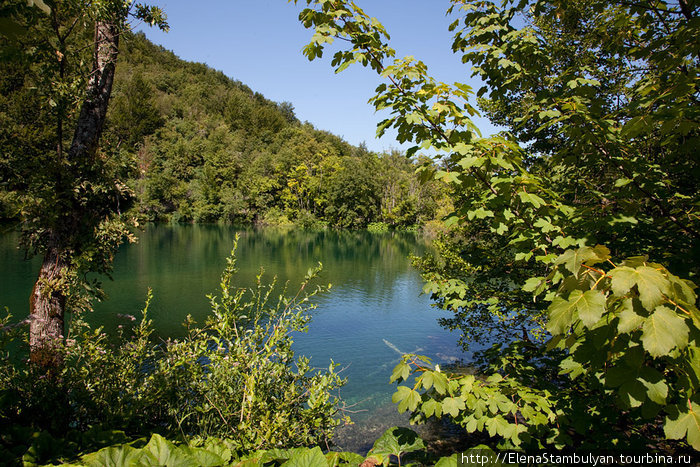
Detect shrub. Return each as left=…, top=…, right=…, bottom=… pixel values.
left=0, top=236, right=344, bottom=464
left=367, top=222, right=389, bottom=234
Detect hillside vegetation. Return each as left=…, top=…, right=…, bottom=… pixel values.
left=99, top=32, right=442, bottom=228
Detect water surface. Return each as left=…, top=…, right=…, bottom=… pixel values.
left=0, top=225, right=466, bottom=452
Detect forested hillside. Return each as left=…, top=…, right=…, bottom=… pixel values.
left=98, top=32, right=442, bottom=228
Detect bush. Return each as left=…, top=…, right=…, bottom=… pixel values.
left=259, top=206, right=293, bottom=227
left=294, top=210, right=328, bottom=230
left=0, top=236, right=344, bottom=464
left=366, top=222, right=389, bottom=234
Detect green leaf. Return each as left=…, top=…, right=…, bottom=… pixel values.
left=282, top=447, right=328, bottom=467
left=420, top=371, right=434, bottom=390
left=392, top=386, right=421, bottom=412
left=81, top=446, right=157, bottom=467
left=664, top=402, right=700, bottom=450
left=459, top=374, right=476, bottom=392
left=368, top=427, right=425, bottom=461
left=421, top=398, right=442, bottom=418
left=547, top=296, right=577, bottom=335
left=178, top=446, right=225, bottom=467
left=144, top=434, right=196, bottom=466
left=335, top=60, right=351, bottom=73
left=27, top=0, right=51, bottom=14
left=617, top=299, right=645, bottom=333
left=441, top=396, right=466, bottom=417
left=559, top=356, right=585, bottom=379
left=609, top=266, right=670, bottom=310
left=641, top=306, right=689, bottom=357
left=485, top=416, right=510, bottom=437
left=326, top=451, right=363, bottom=466
left=432, top=371, right=449, bottom=395
left=390, top=362, right=410, bottom=383
left=622, top=116, right=650, bottom=137
left=201, top=439, right=232, bottom=464
left=618, top=379, right=646, bottom=408
left=605, top=364, right=636, bottom=388
left=614, top=177, right=632, bottom=187
left=517, top=191, right=546, bottom=208
left=576, top=290, right=607, bottom=327
left=523, top=276, right=545, bottom=293
left=638, top=367, right=667, bottom=405
left=561, top=246, right=610, bottom=271
left=458, top=156, right=482, bottom=168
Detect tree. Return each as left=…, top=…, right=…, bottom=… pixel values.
left=292, top=0, right=699, bottom=451
left=1, top=0, right=167, bottom=368
left=108, top=71, right=163, bottom=149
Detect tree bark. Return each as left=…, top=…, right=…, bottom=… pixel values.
left=29, top=243, right=68, bottom=368
left=29, top=20, right=120, bottom=369
left=68, top=20, right=119, bottom=164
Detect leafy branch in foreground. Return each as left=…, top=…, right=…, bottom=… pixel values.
left=393, top=247, right=699, bottom=450
left=291, top=0, right=699, bottom=452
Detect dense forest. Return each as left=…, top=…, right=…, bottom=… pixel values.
left=1, top=31, right=444, bottom=229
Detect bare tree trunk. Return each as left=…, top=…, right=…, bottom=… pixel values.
left=29, top=20, right=120, bottom=369
left=68, top=20, right=119, bottom=163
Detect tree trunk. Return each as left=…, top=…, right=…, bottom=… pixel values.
left=67, top=20, right=119, bottom=163
left=29, top=20, right=120, bottom=369
left=29, top=243, right=68, bottom=368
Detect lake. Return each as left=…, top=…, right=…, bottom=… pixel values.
left=0, top=224, right=468, bottom=452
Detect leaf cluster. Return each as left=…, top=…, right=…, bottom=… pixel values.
left=292, top=0, right=700, bottom=453
left=3, top=426, right=499, bottom=466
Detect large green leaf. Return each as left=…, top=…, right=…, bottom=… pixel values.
left=547, top=288, right=607, bottom=334
left=555, top=246, right=609, bottom=275
left=325, top=451, right=364, bottom=466
left=392, top=386, right=421, bottom=412
left=547, top=296, right=577, bottom=334
left=641, top=306, right=689, bottom=357
left=616, top=298, right=645, bottom=333
left=144, top=434, right=197, bottom=466
left=281, top=446, right=328, bottom=467
left=575, top=290, right=607, bottom=327
left=390, top=362, right=410, bottom=383
left=441, top=396, right=466, bottom=417
left=421, top=398, right=442, bottom=418
left=180, top=445, right=226, bottom=467
left=367, top=427, right=425, bottom=463
left=202, top=438, right=232, bottom=464
left=80, top=446, right=157, bottom=467
left=610, top=266, right=670, bottom=310
left=485, top=416, right=510, bottom=438
left=638, top=367, right=668, bottom=406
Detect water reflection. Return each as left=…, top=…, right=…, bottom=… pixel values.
left=0, top=224, right=467, bottom=446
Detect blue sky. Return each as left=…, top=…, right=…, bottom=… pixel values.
left=135, top=0, right=499, bottom=153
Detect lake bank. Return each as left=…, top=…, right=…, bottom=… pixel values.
left=0, top=224, right=471, bottom=452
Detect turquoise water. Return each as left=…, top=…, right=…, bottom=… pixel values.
left=0, top=225, right=467, bottom=450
